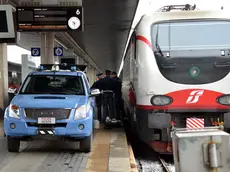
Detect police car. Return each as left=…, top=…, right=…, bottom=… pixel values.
left=4, top=64, right=100, bottom=153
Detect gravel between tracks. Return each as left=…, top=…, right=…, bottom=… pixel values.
left=124, top=120, right=174, bottom=172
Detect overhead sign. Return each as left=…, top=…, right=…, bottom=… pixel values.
left=16, top=6, right=83, bottom=32
left=54, top=47, right=63, bottom=56
left=0, top=5, right=16, bottom=43
left=19, top=0, right=82, bottom=6
left=31, top=47, right=40, bottom=56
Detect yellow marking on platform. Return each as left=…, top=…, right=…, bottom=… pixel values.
left=85, top=128, right=111, bottom=172
left=0, top=121, right=4, bottom=137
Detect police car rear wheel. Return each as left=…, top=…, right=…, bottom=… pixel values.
left=79, top=132, right=92, bottom=153
left=7, top=137, right=20, bottom=152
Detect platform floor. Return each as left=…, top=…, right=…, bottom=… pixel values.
left=85, top=126, right=131, bottom=172
left=0, top=122, right=132, bottom=172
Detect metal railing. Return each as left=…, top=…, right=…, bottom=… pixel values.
left=156, top=4, right=197, bottom=12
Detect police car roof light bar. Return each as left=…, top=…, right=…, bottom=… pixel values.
left=156, top=4, right=196, bottom=12
left=38, top=65, right=44, bottom=71
left=37, top=64, right=87, bottom=72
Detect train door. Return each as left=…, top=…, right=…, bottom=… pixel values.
left=130, top=33, right=137, bottom=122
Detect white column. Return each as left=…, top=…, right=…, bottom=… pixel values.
left=55, top=56, right=60, bottom=64
left=41, top=32, right=55, bottom=64
left=21, top=54, right=30, bottom=82
left=0, top=43, right=8, bottom=110
left=76, top=56, right=79, bottom=64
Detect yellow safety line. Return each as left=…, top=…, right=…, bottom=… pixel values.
left=85, top=127, right=111, bottom=172
left=0, top=120, right=4, bottom=137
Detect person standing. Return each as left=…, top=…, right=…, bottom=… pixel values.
left=95, top=72, right=104, bottom=81
left=91, top=70, right=116, bottom=125
left=111, top=71, right=122, bottom=121
left=91, top=73, right=104, bottom=121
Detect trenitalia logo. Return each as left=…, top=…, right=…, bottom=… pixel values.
left=186, top=90, right=204, bottom=104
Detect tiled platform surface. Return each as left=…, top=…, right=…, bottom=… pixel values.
left=85, top=126, right=131, bottom=172
left=0, top=120, right=134, bottom=172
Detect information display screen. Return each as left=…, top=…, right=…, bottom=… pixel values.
left=16, top=6, right=83, bottom=32
left=0, top=11, right=8, bottom=32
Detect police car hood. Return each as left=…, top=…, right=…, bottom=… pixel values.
left=11, top=94, right=88, bottom=109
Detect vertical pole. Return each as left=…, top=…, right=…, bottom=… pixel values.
left=21, top=54, right=29, bottom=82
left=41, top=32, right=55, bottom=64
left=0, top=43, right=9, bottom=113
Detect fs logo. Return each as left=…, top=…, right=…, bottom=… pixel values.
left=186, top=90, right=204, bottom=104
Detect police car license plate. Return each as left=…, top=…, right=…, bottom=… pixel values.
left=38, top=117, right=56, bottom=124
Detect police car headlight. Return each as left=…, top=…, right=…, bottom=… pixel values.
left=74, top=105, right=90, bottom=120
left=150, top=95, right=172, bottom=106
left=8, top=104, right=20, bottom=119
left=217, top=95, right=230, bottom=105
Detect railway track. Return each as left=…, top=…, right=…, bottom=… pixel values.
left=158, top=155, right=175, bottom=172
left=124, top=120, right=175, bottom=172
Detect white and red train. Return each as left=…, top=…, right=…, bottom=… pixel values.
left=122, top=4, right=230, bottom=153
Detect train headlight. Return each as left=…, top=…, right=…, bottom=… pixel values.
left=150, top=95, right=172, bottom=106
left=217, top=95, right=230, bottom=105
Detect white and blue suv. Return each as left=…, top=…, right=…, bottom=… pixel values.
left=4, top=64, right=100, bottom=153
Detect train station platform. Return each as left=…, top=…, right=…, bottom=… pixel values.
left=85, top=125, right=132, bottom=172
left=0, top=122, right=136, bottom=172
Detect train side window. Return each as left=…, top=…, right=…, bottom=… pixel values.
left=130, top=33, right=137, bottom=60
left=133, top=33, right=137, bottom=60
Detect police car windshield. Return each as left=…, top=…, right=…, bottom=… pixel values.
left=20, top=75, right=85, bottom=95
left=152, top=20, right=230, bottom=51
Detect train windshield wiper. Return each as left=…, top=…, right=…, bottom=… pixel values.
left=155, top=25, right=164, bottom=57
left=156, top=43, right=164, bottom=56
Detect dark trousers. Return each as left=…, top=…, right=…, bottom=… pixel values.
left=95, top=96, right=102, bottom=121
left=102, top=93, right=115, bottom=122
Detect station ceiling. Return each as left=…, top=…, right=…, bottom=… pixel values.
left=10, top=0, right=139, bottom=72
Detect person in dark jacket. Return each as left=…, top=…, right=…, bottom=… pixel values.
left=111, top=71, right=122, bottom=120
left=91, top=70, right=117, bottom=123
left=91, top=72, right=104, bottom=121
left=96, top=72, right=104, bottom=81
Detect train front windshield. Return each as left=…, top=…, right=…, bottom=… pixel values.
left=151, top=20, right=230, bottom=85
left=151, top=20, right=230, bottom=51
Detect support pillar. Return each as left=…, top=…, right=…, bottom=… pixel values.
left=41, top=32, right=55, bottom=64
left=76, top=56, right=79, bottom=64
left=21, top=54, right=29, bottom=82
left=0, top=43, right=8, bottom=114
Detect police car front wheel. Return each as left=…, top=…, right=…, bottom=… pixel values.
left=79, top=132, right=92, bottom=153
left=7, top=137, right=20, bottom=152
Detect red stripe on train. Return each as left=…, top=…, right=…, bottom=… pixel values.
left=136, top=104, right=230, bottom=110
left=136, top=89, right=230, bottom=110
left=136, top=35, right=152, bottom=50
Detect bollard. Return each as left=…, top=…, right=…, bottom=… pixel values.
left=94, top=119, right=100, bottom=129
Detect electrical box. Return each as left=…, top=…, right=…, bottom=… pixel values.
left=172, top=127, right=230, bottom=172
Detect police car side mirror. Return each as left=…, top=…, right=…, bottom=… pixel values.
left=90, top=89, right=100, bottom=96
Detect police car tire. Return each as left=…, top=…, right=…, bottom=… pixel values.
left=7, top=137, right=20, bottom=152
left=79, top=132, right=92, bottom=153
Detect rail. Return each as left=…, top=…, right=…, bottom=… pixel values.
left=158, top=155, right=173, bottom=172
